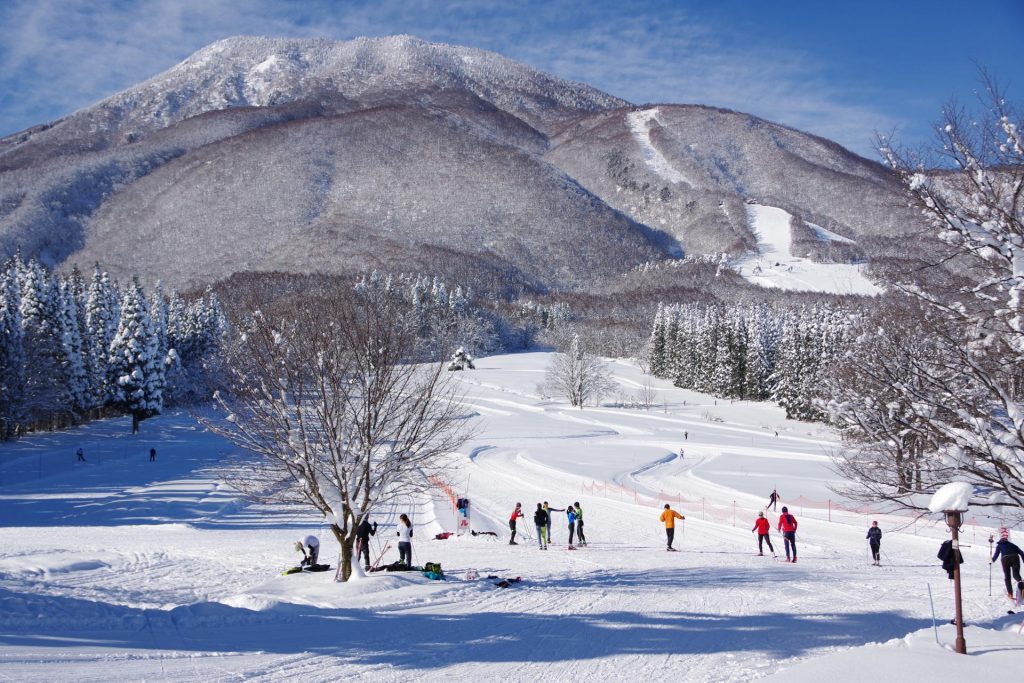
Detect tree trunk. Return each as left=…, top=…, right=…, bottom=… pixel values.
left=331, top=523, right=355, bottom=582
left=131, top=412, right=140, bottom=434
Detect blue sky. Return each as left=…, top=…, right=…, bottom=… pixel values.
left=0, top=0, right=1021, bottom=157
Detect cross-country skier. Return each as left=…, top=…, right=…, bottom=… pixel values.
left=543, top=502, right=564, bottom=545
left=396, top=514, right=413, bottom=566
left=567, top=504, right=578, bottom=547
left=867, top=521, right=882, bottom=566
left=356, top=518, right=378, bottom=569
left=149, top=448, right=156, bottom=462
left=574, top=502, right=587, bottom=546
left=752, top=511, right=775, bottom=556
left=534, top=503, right=548, bottom=550
left=777, top=506, right=798, bottom=562
left=767, top=488, right=779, bottom=511
left=509, top=503, right=524, bottom=545
left=296, top=535, right=320, bottom=567
left=660, top=504, right=685, bottom=551
left=991, top=527, right=1024, bottom=600
left=76, top=447, right=86, bottom=462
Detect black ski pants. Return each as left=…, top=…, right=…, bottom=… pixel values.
left=758, top=533, right=774, bottom=553
left=576, top=520, right=586, bottom=544
left=1001, top=555, right=1022, bottom=596
left=509, top=519, right=517, bottom=542
left=568, top=522, right=575, bottom=545
left=357, top=537, right=371, bottom=567
left=666, top=527, right=676, bottom=549
left=870, top=541, right=881, bottom=562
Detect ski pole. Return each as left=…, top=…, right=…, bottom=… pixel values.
left=988, top=535, right=994, bottom=597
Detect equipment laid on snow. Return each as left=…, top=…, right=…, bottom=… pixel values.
left=282, top=564, right=331, bottom=575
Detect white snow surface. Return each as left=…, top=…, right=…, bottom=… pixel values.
left=627, top=108, right=692, bottom=186
left=735, top=204, right=882, bottom=295
left=928, top=482, right=975, bottom=513
left=1, top=352, right=1020, bottom=682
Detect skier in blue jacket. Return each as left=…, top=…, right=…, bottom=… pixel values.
left=992, top=528, right=1024, bottom=599
left=567, top=505, right=577, bottom=547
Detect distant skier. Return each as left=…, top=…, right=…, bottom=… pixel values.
left=567, top=504, right=578, bottom=547
left=684, top=431, right=688, bottom=440
left=867, top=521, right=882, bottom=566
left=534, top=503, right=548, bottom=550
left=76, top=447, right=86, bottom=462
left=574, top=502, right=587, bottom=546
left=752, top=511, right=775, bottom=556
left=509, top=503, right=524, bottom=545
left=295, top=534, right=320, bottom=568
left=660, top=504, right=685, bottom=551
left=149, top=448, right=156, bottom=462
left=396, top=513, right=413, bottom=566
left=543, top=502, right=564, bottom=545
left=356, top=518, right=378, bottom=569
left=777, top=506, right=798, bottom=562
left=767, top=488, right=779, bottom=511
left=991, top=527, right=1024, bottom=600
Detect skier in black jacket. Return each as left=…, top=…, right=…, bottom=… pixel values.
left=534, top=503, right=548, bottom=550
left=991, top=528, right=1024, bottom=599
left=356, top=519, right=378, bottom=569
left=866, top=521, right=882, bottom=565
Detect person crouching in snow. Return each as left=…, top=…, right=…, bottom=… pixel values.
left=752, top=511, right=775, bottom=557
left=296, top=535, right=320, bottom=567
left=660, top=504, right=684, bottom=551
left=777, top=506, right=798, bottom=562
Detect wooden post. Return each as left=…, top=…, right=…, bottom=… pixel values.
left=948, top=510, right=967, bottom=654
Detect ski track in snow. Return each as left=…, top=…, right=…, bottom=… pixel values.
left=627, top=108, right=692, bottom=187
left=735, top=204, right=882, bottom=296
left=0, top=352, right=1021, bottom=682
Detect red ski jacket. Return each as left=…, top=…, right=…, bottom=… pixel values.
left=753, top=518, right=770, bottom=534
left=777, top=513, right=798, bottom=533
left=510, top=507, right=524, bottom=521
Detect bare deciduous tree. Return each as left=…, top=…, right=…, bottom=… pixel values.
left=205, top=286, right=475, bottom=580
left=545, top=334, right=615, bottom=409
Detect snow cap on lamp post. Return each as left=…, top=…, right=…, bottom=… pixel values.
left=927, top=481, right=973, bottom=516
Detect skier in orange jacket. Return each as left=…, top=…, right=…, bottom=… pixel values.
left=660, top=504, right=685, bottom=551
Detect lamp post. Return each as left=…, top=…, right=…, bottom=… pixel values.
left=945, top=509, right=967, bottom=654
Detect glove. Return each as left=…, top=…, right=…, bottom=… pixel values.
left=294, top=541, right=304, bottom=553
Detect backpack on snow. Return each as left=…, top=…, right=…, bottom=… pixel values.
left=423, top=561, right=443, bottom=576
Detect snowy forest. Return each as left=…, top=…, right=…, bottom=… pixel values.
left=0, top=253, right=226, bottom=438
left=646, top=301, right=853, bottom=421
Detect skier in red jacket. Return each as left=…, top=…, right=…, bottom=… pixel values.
left=508, top=503, right=524, bottom=545
left=752, top=511, right=775, bottom=557
left=777, top=506, right=798, bottom=562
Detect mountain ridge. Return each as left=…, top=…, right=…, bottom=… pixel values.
left=0, top=35, right=922, bottom=294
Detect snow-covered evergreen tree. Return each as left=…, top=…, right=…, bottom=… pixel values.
left=108, top=278, right=164, bottom=433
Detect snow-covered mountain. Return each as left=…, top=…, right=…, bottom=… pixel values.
left=0, top=35, right=923, bottom=293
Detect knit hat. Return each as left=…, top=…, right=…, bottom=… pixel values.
left=758, top=511, right=764, bottom=517
left=781, top=506, right=788, bottom=513
left=1000, top=527, right=1010, bottom=540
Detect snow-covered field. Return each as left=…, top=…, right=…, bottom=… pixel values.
left=735, top=204, right=882, bottom=295
left=1, top=352, right=1020, bottom=681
